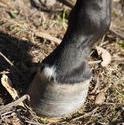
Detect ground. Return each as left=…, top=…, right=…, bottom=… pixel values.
left=0, top=0, right=124, bottom=125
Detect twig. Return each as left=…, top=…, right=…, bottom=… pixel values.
left=1, top=110, right=15, bottom=118
left=1, top=111, right=16, bottom=119
left=57, top=0, right=73, bottom=8
left=71, top=107, right=98, bottom=121
left=0, top=94, right=30, bottom=114
left=25, top=120, right=43, bottom=125
left=25, top=105, right=40, bottom=123
left=25, top=105, right=57, bottom=125
left=88, top=60, right=101, bottom=64
left=102, top=102, right=124, bottom=106
left=89, top=56, right=124, bottom=65
left=0, top=52, right=14, bottom=66
left=35, top=31, right=61, bottom=44
left=0, top=71, right=9, bottom=74
left=109, top=28, right=124, bottom=40
left=112, top=56, right=124, bottom=62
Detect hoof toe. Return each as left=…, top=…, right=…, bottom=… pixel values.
left=28, top=73, right=90, bottom=117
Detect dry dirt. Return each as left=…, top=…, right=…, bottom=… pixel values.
left=0, top=0, right=124, bottom=125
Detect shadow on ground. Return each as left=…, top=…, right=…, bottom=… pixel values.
left=0, top=31, right=38, bottom=104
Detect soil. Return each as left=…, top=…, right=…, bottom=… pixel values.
left=0, top=0, right=124, bottom=125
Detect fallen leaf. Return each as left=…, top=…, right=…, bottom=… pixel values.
left=95, top=92, right=106, bottom=105
left=96, top=46, right=112, bottom=67
left=35, top=31, right=61, bottom=44
left=1, top=74, right=24, bottom=106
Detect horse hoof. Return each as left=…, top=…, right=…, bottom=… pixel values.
left=28, top=71, right=90, bottom=117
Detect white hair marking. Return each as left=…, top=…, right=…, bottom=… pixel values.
left=43, top=66, right=56, bottom=80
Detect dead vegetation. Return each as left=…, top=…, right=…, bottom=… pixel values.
left=0, top=0, right=124, bottom=125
